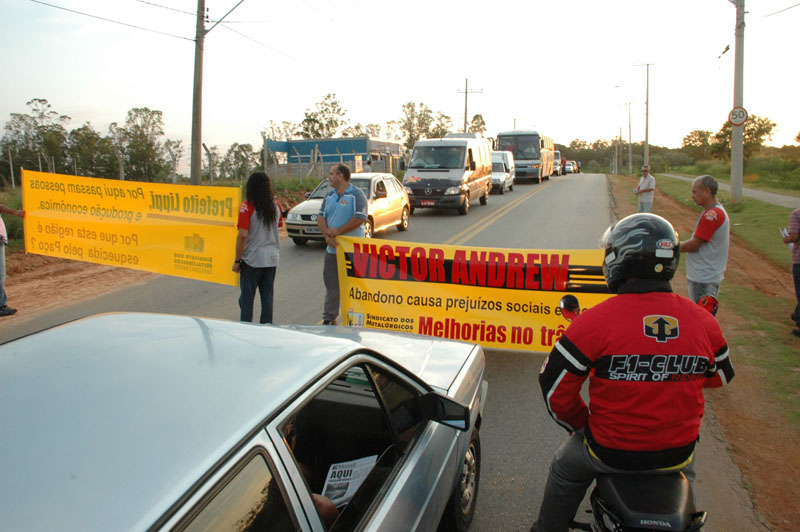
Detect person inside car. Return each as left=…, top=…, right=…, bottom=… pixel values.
left=530, top=213, right=735, bottom=532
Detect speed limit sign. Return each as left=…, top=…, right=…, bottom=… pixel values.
left=729, top=107, right=748, bottom=126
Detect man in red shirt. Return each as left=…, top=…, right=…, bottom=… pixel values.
left=531, top=213, right=734, bottom=532
left=680, top=175, right=730, bottom=308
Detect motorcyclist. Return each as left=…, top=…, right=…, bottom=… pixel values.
left=531, top=213, right=734, bottom=532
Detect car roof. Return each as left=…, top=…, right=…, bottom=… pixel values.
left=0, top=313, right=475, bottom=531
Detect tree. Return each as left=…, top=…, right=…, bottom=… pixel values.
left=569, top=139, right=588, bottom=150
left=299, top=94, right=348, bottom=139
left=681, top=130, right=712, bottom=161
left=66, top=122, right=116, bottom=177
left=1, top=98, right=71, bottom=175
left=710, top=114, right=776, bottom=160
left=429, top=112, right=453, bottom=139
left=119, top=107, right=169, bottom=181
left=468, top=114, right=486, bottom=135
left=398, top=102, right=435, bottom=150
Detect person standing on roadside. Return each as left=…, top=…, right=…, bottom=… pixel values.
left=0, top=203, right=24, bottom=317
left=233, top=172, right=283, bottom=324
left=782, top=207, right=800, bottom=336
left=317, top=164, right=367, bottom=325
left=635, top=165, right=656, bottom=213
left=679, top=175, right=730, bottom=309
left=363, top=159, right=372, bottom=172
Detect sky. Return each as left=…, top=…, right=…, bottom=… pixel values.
left=2, top=0, right=799, bottom=171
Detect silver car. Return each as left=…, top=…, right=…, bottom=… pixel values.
left=286, top=173, right=411, bottom=246
left=0, top=313, right=487, bottom=532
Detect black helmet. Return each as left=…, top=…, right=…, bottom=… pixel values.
left=601, top=213, right=680, bottom=293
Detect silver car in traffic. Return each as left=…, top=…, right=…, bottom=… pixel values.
left=0, top=313, right=487, bottom=532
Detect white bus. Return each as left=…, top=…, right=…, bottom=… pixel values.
left=495, top=130, right=555, bottom=183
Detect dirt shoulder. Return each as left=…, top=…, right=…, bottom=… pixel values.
left=610, top=174, right=799, bottom=532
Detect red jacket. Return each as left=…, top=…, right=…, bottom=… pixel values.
left=539, top=280, right=733, bottom=469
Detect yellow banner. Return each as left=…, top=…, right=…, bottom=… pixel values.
left=22, top=170, right=241, bottom=286
left=337, top=236, right=613, bottom=352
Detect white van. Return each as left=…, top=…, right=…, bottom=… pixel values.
left=403, top=133, right=492, bottom=215
left=491, top=150, right=515, bottom=194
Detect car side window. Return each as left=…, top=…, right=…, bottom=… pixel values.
left=375, top=180, right=386, bottom=196
left=279, top=363, right=425, bottom=530
left=181, top=452, right=297, bottom=532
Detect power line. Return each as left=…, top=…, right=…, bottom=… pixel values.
left=29, top=0, right=194, bottom=41
left=219, top=24, right=301, bottom=63
left=763, top=2, right=800, bottom=17
left=133, top=0, right=194, bottom=17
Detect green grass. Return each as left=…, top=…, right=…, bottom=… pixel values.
left=0, top=188, right=25, bottom=252
left=670, top=159, right=800, bottom=195
left=721, top=284, right=800, bottom=428
left=655, top=174, right=795, bottom=268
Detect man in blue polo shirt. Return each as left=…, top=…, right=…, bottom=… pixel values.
left=317, top=163, right=368, bottom=324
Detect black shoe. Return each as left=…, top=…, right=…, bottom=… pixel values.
left=322, top=320, right=334, bottom=325
left=0, top=305, right=17, bottom=317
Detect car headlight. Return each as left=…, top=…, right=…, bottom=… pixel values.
left=444, top=186, right=462, bottom=195
left=287, top=212, right=300, bottom=221
left=404, top=186, right=413, bottom=195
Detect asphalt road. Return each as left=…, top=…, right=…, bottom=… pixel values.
left=0, top=173, right=764, bottom=531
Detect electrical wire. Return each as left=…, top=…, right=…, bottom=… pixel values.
left=29, top=0, right=194, bottom=41
left=219, top=24, right=301, bottom=62
left=133, top=0, right=194, bottom=17
left=762, top=3, right=800, bottom=17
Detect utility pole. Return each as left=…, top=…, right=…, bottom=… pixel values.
left=190, top=0, right=205, bottom=185
left=458, top=79, right=483, bottom=133
left=730, top=0, right=746, bottom=204
left=190, top=0, right=245, bottom=185
left=634, top=63, right=653, bottom=167
left=627, top=102, right=633, bottom=174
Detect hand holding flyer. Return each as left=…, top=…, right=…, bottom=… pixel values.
left=321, top=455, right=378, bottom=507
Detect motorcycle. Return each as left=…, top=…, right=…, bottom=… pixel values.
left=557, top=294, right=719, bottom=532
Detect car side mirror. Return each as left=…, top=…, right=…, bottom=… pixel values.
left=419, top=392, right=470, bottom=431
left=305, top=192, right=311, bottom=198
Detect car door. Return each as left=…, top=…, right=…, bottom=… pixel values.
left=161, top=430, right=314, bottom=532
left=372, top=179, right=389, bottom=231
left=268, top=355, right=463, bottom=532
left=383, top=177, right=403, bottom=227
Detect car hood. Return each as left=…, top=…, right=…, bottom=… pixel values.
left=289, top=198, right=323, bottom=216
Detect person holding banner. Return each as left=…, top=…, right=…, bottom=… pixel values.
left=318, top=164, right=368, bottom=325
left=531, top=213, right=734, bottom=532
left=234, top=172, right=283, bottom=324
left=0, top=203, right=24, bottom=317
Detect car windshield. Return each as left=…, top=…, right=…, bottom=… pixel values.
left=408, top=146, right=466, bottom=169
left=308, top=178, right=371, bottom=199
left=492, top=162, right=504, bottom=172
left=497, top=135, right=540, bottom=160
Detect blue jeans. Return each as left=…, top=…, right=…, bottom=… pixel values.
left=792, top=263, right=800, bottom=324
left=687, top=280, right=720, bottom=304
left=534, top=430, right=696, bottom=532
left=0, top=243, right=6, bottom=307
left=323, top=251, right=339, bottom=322
left=239, top=262, right=277, bottom=324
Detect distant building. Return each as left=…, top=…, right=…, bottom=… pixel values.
left=266, top=136, right=402, bottom=165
